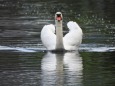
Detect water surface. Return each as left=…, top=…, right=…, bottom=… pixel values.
left=0, top=0, right=115, bottom=86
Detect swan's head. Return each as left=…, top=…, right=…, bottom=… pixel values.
left=55, top=12, right=63, bottom=22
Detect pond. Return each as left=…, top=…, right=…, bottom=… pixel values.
left=0, top=0, right=115, bottom=86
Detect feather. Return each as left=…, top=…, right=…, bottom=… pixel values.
left=41, top=24, right=56, bottom=50
left=63, top=21, right=83, bottom=50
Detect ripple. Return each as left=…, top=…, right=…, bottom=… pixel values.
left=0, top=44, right=115, bottom=53
left=80, top=44, right=115, bottom=52
left=0, top=45, right=44, bottom=52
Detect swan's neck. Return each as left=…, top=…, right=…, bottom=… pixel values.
left=55, top=21, right=64, bottom=50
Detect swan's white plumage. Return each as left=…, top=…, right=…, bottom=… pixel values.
left=41, top=12, right=83, bottom=51
left=41, top=24, right=56, bottom=50
left=63, top=21, right=83, bottom=50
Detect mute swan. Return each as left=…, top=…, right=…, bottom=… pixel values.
left=41, top=12, right=83, bottom=51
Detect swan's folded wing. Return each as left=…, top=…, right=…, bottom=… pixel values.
left=63, top=21, right=83, bottom=50
left=41, top=24, right=56, bottom=50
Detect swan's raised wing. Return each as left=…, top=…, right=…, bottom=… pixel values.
left=63, top=21, right=83, bottom=50
left=41, top=24, right=56, bottom=50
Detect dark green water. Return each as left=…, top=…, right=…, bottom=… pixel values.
left=0, top=0, right=115, bottom=86
left=0, top=51, right=115, bottom=86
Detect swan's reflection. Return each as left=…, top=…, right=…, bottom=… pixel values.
left=41, top=51, right=83, bottom=86
left=64, top=52, right=83, bottom=86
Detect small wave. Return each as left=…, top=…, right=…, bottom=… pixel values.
left=0, top=44, right=115, bottom=53
left=0, top=46, right=45, bottom=52
left=80, top=47, right=115, bottom=52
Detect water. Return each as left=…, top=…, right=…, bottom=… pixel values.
left=0, top=0, right=115, bottom=86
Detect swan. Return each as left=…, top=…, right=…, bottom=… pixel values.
left=63, top=21, right=83, bottom=50
left=41, top=12, right=83, bottom=51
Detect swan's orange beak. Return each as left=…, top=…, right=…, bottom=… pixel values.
left=56, top=14, right=62, bottom=21
left=56, top=17, right=62, bottom=21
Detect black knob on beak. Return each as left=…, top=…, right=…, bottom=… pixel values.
left=57, top=14, right=61, bottom=17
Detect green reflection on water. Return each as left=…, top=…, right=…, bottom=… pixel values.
left=80, top=52, right=115, bottom=86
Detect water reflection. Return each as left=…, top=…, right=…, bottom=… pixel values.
left=41, top=51, right=83, bottom=86
left=64, top=52, right=83, bottom=86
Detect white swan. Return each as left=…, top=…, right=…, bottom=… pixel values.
left=41, top=12, right=83, bottom=51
